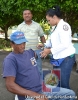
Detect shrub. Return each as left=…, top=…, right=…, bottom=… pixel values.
left=0, top=38, right=11, bottom=50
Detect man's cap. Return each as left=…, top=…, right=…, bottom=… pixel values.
left=10, top=31, right=28, bottom=44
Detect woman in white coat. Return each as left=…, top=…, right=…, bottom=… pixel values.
left=40, top=5, right=75, bottom=89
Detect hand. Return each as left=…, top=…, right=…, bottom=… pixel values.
left=37, top=44, right=44, bottom=49
left=40, top=48, right=51, bottom=58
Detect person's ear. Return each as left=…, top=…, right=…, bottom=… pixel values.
left=53, top=15, right=56, bottom=20
left=10, top=42, right=14, bottom=48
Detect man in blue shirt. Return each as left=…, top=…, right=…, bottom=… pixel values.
left=3, top=31, right=76, bottom=100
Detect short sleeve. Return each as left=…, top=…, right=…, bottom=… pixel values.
left=3, top=58, right=17, bottom=78
left=38, top=25, right=44, bottom=37
left=28, top=49, right=35, bottom=57
left=16, top=25, right=21, bottom=31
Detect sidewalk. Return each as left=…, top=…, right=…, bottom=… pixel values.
left=0, top=51, right=78, bottom=100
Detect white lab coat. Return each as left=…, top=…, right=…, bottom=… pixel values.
left=45, top=19, right=75, bottom=59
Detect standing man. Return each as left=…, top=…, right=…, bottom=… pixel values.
left=17, top=9, right=46, bottom=78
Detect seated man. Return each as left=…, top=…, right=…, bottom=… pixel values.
left=3, top=31, right=76, bottom=100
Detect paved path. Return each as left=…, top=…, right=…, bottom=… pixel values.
left=0, top=51, right=78, bottom=100
left=0, top=51, right=15, bottom=100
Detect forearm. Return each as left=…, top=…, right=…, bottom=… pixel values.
left=6, top=81, right=41, bottom=97
left=40, top=36, right=46, bottom=43
left=5, top=77, right=42, bottom=98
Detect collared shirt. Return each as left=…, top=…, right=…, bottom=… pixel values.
left=46, top=19, right=75, bottom=59
left=17, top=21, right=44, bottom=50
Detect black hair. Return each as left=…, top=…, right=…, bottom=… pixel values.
left=46, top=5, right=61, bottom=18
left=23, top=9, right=32, bottom=14
left=10, top=41, right=15, bottom=44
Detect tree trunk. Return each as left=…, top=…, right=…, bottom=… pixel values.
left=4, top=27, right=8, bottom=40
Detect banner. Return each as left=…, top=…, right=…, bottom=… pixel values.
left=42, top=69, right=61, bottom=92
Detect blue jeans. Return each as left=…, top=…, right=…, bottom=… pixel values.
left=25, top=87, right=76, bottom=100
left=35, top=49, right=43, bottom=79
left=53, top=55, right=75, bottom=89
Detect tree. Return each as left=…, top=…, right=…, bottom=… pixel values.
left=0, top=0, right=78, bottom=39
left=0, top=0, right=23, bottom=39
left=58, top=0, right=78, bottom=35
left=0, top=0, right=47, bottom=39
